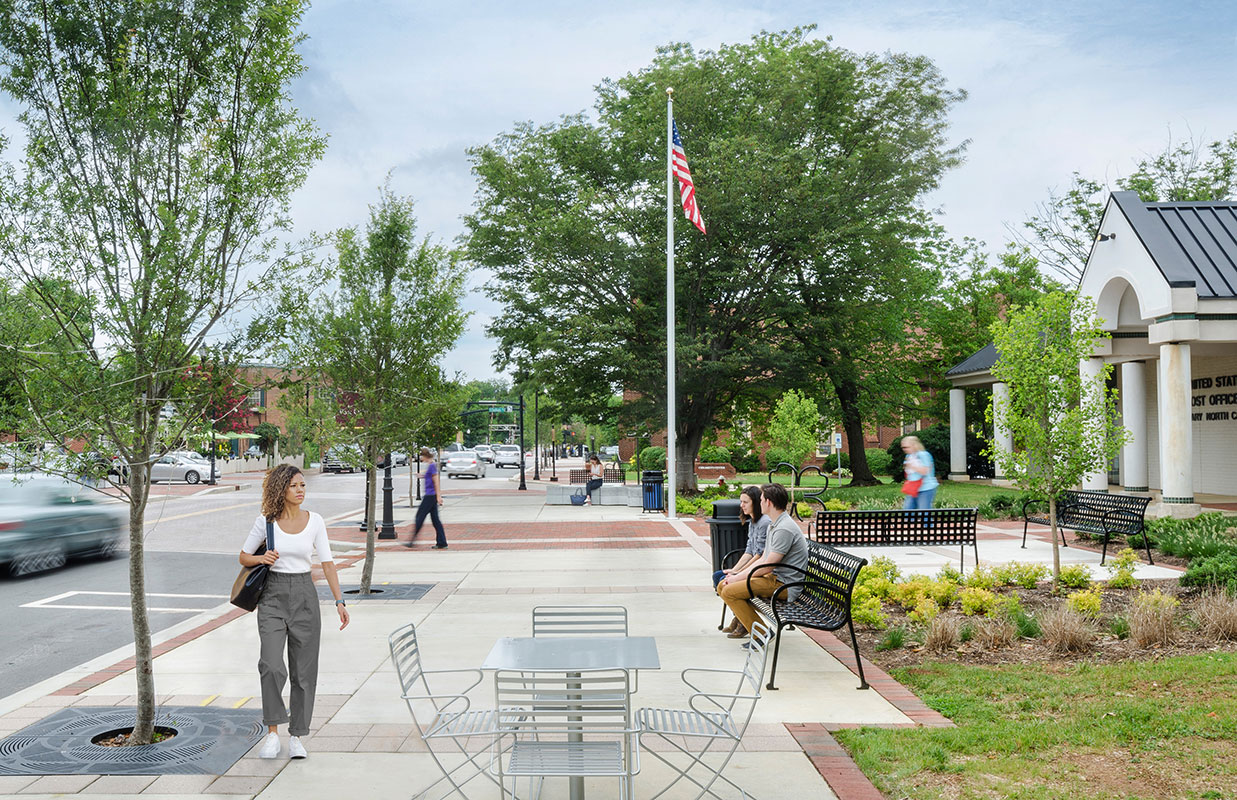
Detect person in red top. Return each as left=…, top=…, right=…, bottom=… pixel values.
left=406, top=447, right=447, bottom=549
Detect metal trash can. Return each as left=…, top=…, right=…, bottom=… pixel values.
left=640, top=470, right=665, bottom=513
left=706, top=498, right=748, bottom=573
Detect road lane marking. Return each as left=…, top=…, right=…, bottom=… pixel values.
left=21, top=590, right=229, bottom=613
left=144, top=501, right=255, bottom=525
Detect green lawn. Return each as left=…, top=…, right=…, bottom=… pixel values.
left=835, top=654, right=1237, bottom=800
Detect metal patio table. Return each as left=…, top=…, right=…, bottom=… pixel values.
left=482, top=636, right=660, bottom=800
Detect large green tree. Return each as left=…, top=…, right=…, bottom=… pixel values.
left=465, top=28, right=965, bottom=492
left=0, top=0, right=324, bottom=744
left=294, top=187, right=467, bottom=594
left=1017, top=133, right=1237, bottom=283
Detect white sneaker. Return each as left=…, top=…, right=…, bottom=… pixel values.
left=258, top=732, right=280, bottom=759
left=288, top=736, right=308, bottom=759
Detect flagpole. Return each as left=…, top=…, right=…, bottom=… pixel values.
left=665, top=87, right=677, bottom=520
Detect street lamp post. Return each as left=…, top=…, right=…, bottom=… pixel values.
left=517, top=395, right=527, bottom=490
left=533, top=393, right=540, bottom=481
left=379, top=452, right=396, bottom=539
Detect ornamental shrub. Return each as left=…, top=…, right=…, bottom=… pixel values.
left=638, top=446, right=666, bottom=471
left=891, top=575, right=934, bottom=610
left=1129, top=589, right=1179, bottom=647
left=963, top=565, right=999, bottom=590
left=864, top=448, right=893, bottom=476
left=763, top=447, right=795, bottom=470
left=824, top=498, right=851, bottom=511
left=1180, top=553, right=1237, bottom=593
left=1066, top=586, right=1103, bottom=618
left=861, top=555, right=901, bottom=585
left=1056, top=563, right=1092, bottom=589
left=908, top=595, right=940, bottom=625
left=959, top=587, right=997, bottom=616
left=929, top=579, right=958, bottom=608
left=698, top=445, right=731, bottom=463
left=994, top=561, right=1050, bottom=589
left=732, top=451, right=762, bottom=473
left=1106, top=548, right=1140, bottom=589
left=850, top=585, right=888, bottom=629
left=1145, top=513, right=1237, bottom=560
left=936, top=564, right=963, bottom=585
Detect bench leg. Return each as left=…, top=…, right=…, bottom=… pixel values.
left=1100, top=533, right=1109, bottom=566
left=847, top=618, right=869, bottom=690
left=1021, top=520, right=1028, bottom=549
left=719, top=604, right=727, bottom=631
left=766, top=627, right=784, bottom=691
left=1140, top=530, right=1155, bottom=566
left=960, top=544, right=965, bottom=574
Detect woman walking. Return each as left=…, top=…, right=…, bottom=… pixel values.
left=407, top=447, right=448, bottom=548
left=900, top=435, right=939, bottom=510
left=239, top=465, right=349, bottom=760
left=584, top=453, right=605, bottom=506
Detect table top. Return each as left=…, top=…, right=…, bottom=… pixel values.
left=481, top=636, right=660, bottom=672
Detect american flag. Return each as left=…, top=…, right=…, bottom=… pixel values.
left=671, top=120, right=706, bottom=234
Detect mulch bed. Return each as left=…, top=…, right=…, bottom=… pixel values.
left=844, top=579, right=1237, bottom=671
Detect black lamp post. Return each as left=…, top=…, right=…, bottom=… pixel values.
left=533, top=393, right=540, bottom=481
left=517, top=395, right=527, bottom=490
left=379, top=452, right=396, bottom=539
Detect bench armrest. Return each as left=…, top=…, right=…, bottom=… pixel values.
left=745, top=562, right=811, bottom=597
left=721, top=548, right=746, bottom=570
left=1021, top=497, right=1047, bottom=520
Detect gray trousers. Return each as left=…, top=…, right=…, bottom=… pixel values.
left=257, top=572, right=321, bottom=736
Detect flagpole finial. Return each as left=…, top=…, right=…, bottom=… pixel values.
left=666, top=87, right=673, bottom=98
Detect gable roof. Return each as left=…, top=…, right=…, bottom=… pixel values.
left=1110, top=191, right=1237, bottom=297
left=946, top=342, right=999, bottom=377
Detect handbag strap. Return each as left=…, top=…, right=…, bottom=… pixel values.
left=266, top=519, right=274, bottom=552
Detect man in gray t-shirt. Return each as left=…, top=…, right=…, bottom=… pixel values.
left=716, top=483, right=808, bottom=638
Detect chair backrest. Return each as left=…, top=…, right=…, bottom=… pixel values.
left=494, top=669, right=631, bottom=734
left=389, top=622, right=424, bottom=695
left=532, top=605, right=629, bottom=637
left=739, top=620, right=774, bottom=698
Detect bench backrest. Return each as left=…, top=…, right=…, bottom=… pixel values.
left=812, top=508, right=978, bottom=547
left=797, top=540, right=868, bottom=614
left=569, top=467, right=625, bottom=484
left=1060, top=490, right=1150, bottom=530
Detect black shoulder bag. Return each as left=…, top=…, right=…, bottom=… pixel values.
left=230, top=520, right=275, bottom=612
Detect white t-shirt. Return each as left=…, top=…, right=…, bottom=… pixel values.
left=242, top=512, right=334, bottom=574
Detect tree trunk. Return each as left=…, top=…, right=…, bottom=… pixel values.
left=359, top=451, right=377, bottom=594
left=674, top=425, right=704, bottom=494
left=832, top=374, right=879, bottom=486
left=127, top=459, right=155, bottom=745
left=1049, top=495, right=1061, bottom=591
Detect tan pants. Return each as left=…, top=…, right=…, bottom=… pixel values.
left=718, top=573, right=781, bottom=635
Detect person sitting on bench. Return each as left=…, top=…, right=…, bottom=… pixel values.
left=715, top=486, right=770, bottom=637
left=716, top=483, right=808, bottom=641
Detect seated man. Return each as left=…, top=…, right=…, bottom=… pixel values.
left=717, top=483, right=809, bottom=640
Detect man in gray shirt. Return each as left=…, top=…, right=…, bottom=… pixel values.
left=717, top=483, right=809, bottom=639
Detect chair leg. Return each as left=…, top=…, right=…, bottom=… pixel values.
left=847, top=618, right=869, bottom=690
left=766, top=627, right=784, bottom=690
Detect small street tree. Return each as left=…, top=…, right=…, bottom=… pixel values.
left=986, top=291, right=1126, bottom=585
left=295, top=186, right=467, bottom=594
left=0, top=0, right=324, bottom=744
left=766, top=389, right=820, bottom=469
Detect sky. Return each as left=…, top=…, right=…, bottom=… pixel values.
left=6, top=1, right=1237, bottom=381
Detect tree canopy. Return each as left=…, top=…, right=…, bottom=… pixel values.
left=465, top=27, right=966, bottom=490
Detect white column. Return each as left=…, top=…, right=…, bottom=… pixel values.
left=1120, top=361, right=1148, bottom=492
left=991, top=382, right=1013, bottom=479
left=948, top=388, right=967, bottom=479
left=1157, top=343, right=1194, bottom=504
left=1080, top=358, right=1107, bottom=491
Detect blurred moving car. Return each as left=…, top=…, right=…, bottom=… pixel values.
left=473, top=444, right=495, bottom=463
left=0, top=477, right=126, bottom=576
left=443, top=451, right=486, bottom=479
left=439, top=443, right=464, bottom=466
left=150, top=454, right=220, bottom=484
left=493, top=444, right=521, bottom=468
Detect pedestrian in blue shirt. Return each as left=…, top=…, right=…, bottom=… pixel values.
left=406, top=447, right=447, bottom=549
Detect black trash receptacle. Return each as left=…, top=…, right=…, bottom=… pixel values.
left=707, top=498, right=748, bottom=573
left=640, top=470, right=665, bottom=512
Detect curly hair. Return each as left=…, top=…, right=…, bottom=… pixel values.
left=261, top=464, right=304, bottom=521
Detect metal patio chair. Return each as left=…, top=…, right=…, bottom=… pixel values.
left=531, top=605, right=629, bottom=637
left=390, top=622, right=511, bottom=800
left=635, top=620, right=773, bottom=800
left=492, top=668, right=640, bottom=800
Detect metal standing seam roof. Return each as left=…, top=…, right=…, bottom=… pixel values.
left=946, top=342, right=999, bottom=376
left=1110, top=191, right=1237, bottom=298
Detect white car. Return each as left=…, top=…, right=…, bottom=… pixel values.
left=493, top=445, right=522, bottom=468
left=150, top=454, right=220, bottom=484
left=473, top=444, right=495, bottom=463
left=443, top=451, right=487, bottom=479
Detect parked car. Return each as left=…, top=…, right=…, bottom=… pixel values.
left=443, top=450, right=487, bottom=479
left=244, top=445, right=262, bottom=458
left=0, top=477, right=126, bottom=576
left=323, top=446, right=360, bottom=474
left=493, top=444, right=522, bottom=468
left=473, top=443, right=495, bottom=463
left=150, top=454, right=220, bottom=484
left=391, top=451, right=409, bottom=467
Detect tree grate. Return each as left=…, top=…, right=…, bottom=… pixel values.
left=0, top=706, right=263, bottom=775
left=317, top=582, right=433, bottom=601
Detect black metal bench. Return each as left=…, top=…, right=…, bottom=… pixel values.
left=810, top=508, right=979, bottom=572
left=568, top=467, right=625, bottom=485
left=747, top=540, right=868, bottom=691
left=1022, top=490, right=1153, bottom=565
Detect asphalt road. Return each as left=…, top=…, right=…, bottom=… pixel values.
left=0, top=462, right=525, bottom=700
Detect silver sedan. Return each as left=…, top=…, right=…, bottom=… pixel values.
left=443, top=451, right=487, bottom=479
left=0, top=477, right=126, bottom=576
left=150, top=455, right=220, bottom=484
